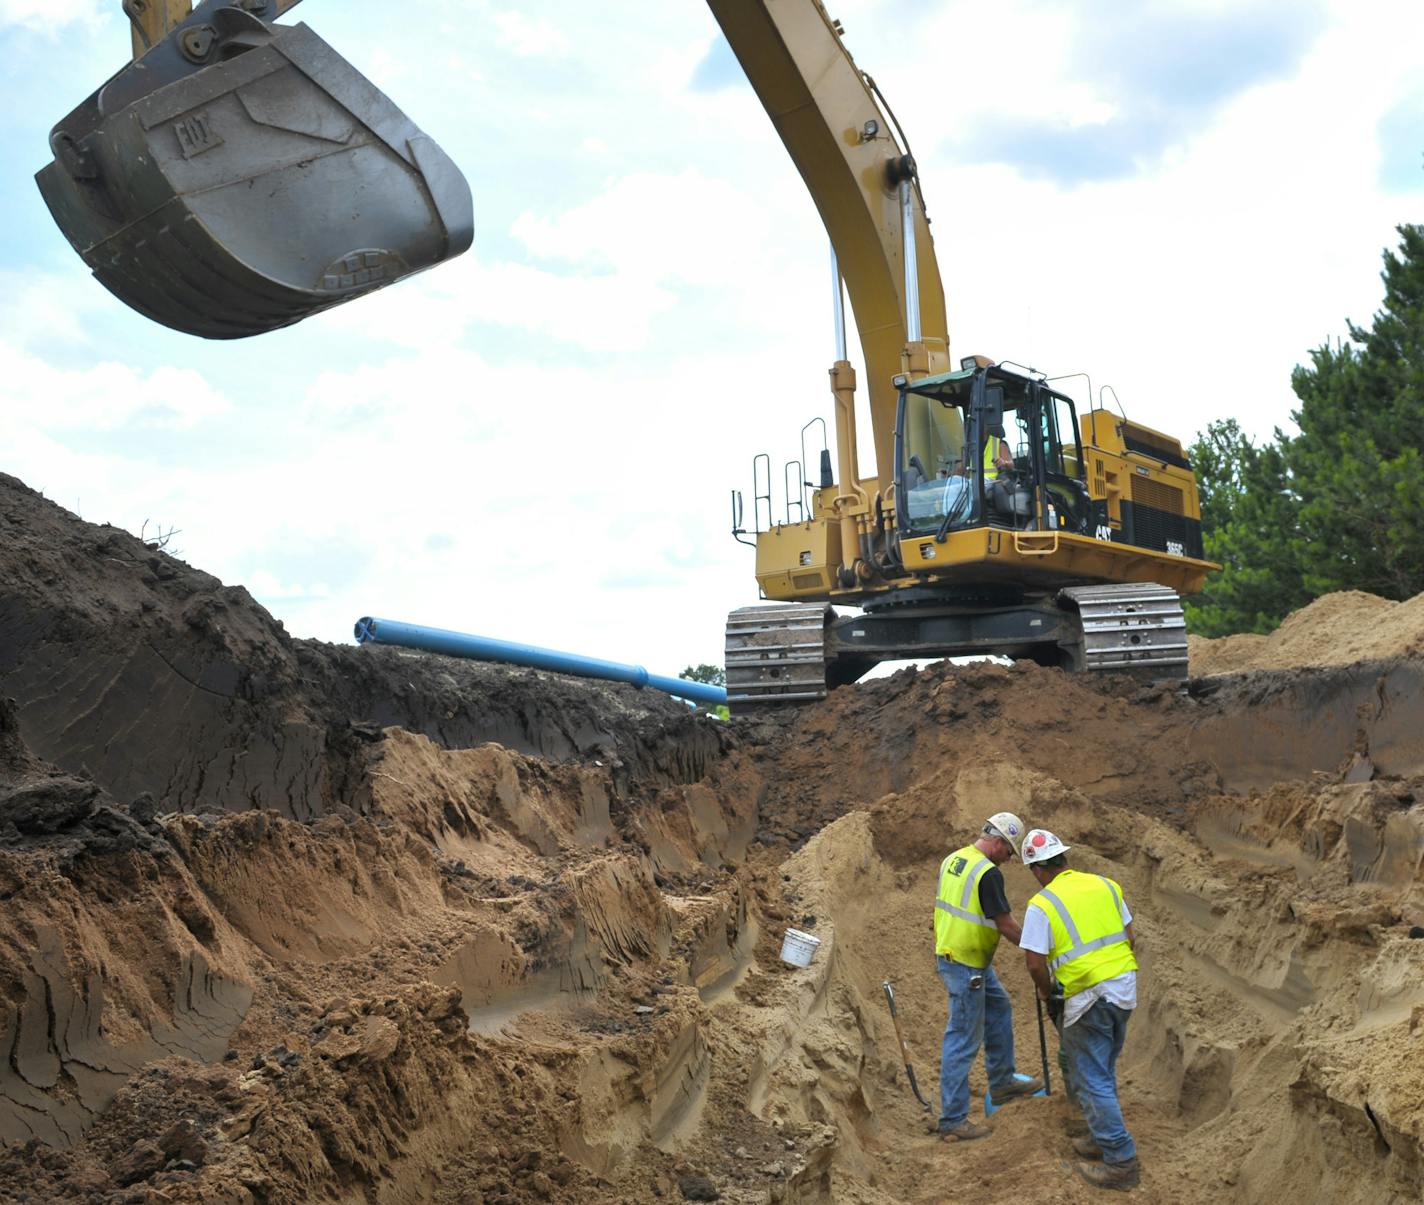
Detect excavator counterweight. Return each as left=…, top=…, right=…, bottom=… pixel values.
left=36, top=0, right=472, bottom=338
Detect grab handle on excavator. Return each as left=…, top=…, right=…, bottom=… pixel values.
left=1013, top=531, right=1060, bottom=557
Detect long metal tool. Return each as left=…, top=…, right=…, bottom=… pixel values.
left=882, top=980, right=931, bottom=1111
left=1035, top=994, right=1053, bottom=1096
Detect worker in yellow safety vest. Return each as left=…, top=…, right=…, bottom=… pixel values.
left=1019, top=829, right=1140, bottom=1192
left=982, top=423, right=1014, bottom=480
left=931, top=811, right=1043, bottom=1141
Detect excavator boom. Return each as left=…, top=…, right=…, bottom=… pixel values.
left=707, top=0, right=948, bottom=485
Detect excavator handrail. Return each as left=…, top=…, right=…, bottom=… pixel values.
left=1012, top=531, right=1060, bottom=557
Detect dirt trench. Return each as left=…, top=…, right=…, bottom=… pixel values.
left=2, top=476, right=1423, bottom=1204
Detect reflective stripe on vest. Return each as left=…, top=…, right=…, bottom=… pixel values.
left=933, top=845, right=1001, bottom=967
left=1030, top=870, right=1137, bottom=997
left=935, top=856, right=996, bottom=928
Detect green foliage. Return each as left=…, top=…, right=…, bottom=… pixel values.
left=1288, top=225, right=1424, bottom=600
left=680, top=663, right=726, bottom=686
left=1187, top=224, right=1424, bottom=635
left=1184, top=420, right=1310, bottom=637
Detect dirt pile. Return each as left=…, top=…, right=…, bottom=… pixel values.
left=0, top=473, right=690, bottom=822
left=1190, top=589, right=1424, bottom=675
left=2, top=474, right=1423, bottom=1204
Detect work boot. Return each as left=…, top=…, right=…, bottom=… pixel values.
left=1072, top=1136, right=1104, bottom=1159
left=990, top=1075, right=1043, bottom=1102
left=1063, top=1118, right=1092, bottom=1138
left=939, top=1119, right=992, bottom=1141
left=1075, top=1158, right=1140, bottom=1191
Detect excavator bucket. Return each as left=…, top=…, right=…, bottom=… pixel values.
left=35, top=2, right=472, bottom=339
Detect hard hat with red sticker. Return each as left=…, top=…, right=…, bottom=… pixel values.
left=1021, top=828, right=1071, bottom=865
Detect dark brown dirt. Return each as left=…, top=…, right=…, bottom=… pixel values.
left=0, top=472, right=702, bottom=823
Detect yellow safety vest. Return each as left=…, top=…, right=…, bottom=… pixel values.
left=933, top=844, right=1001, bottom=968
left=983, top=435, right=1004, bottom=481
left=1027, top=869, right=1138, bottom=998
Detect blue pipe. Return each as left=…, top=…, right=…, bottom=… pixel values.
left=353, top=616, right=728, bottom=706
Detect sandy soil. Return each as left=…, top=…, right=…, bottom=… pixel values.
left=3, top=473, right=1423, bottom=1204
left=1190, top=589, right=1424, bottom=675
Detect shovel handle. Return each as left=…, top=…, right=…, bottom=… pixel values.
left=1035, top=994, right=1052, bottom=1096
left=883, top=981, right=932, bottom=1111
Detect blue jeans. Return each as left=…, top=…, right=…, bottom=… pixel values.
left=936, top=956, right=1016, bottom=1128
left=1060, top=998, right=1136, bottom=1164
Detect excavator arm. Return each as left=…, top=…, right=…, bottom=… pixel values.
left=707, top=0, right=949, bottom=486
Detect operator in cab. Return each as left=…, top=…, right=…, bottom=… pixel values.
left=931, top=811, right=1044, bottom=1140
left=983, top=423, right=1015, bottom=479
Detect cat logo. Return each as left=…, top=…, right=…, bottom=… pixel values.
left=948, top=856, right=968, bottom=877
left=173, top=110, right=222, bottom=159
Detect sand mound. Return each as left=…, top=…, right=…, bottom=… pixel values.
left=1191, top=589, right=1424, bottom=675
left=3, top=475, right=1423, bottom=1203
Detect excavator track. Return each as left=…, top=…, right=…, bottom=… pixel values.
left=1058, top=583, right=1189, bottom=678
left=725, top=604, right=831, bottom=709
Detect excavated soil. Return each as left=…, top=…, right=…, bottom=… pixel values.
left=1189, top=589, right=1424, bottom=676
left=3, top=471, right=1423, bottom=1204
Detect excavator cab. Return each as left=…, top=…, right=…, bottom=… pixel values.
left=895, top=364, right=1093, bottom=539
left=35, top=0, right=472, bottom=339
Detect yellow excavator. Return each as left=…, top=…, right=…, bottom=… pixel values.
left=36, top=0, right=1217, bottom=707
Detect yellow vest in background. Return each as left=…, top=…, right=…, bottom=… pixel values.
left=933, top=844, right=1001, bottom=968
left=983, top=435, right=1003, bottom=481
left=1028, top=869, right=1138, bottom=997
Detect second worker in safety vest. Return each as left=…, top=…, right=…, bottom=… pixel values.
left=1019, top=828, right=1141, bottom=1192
left=932, top=811, right=1043, bottom=1140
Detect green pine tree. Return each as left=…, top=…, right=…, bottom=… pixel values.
left=1186, top=223, right=1424, bottom=634
left=1185, top=420, right=1310, bottom=636
left=1288, top=225, right=1424, bottom=599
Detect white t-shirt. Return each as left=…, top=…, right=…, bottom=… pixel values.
left=1019, top=891, right=1136, bottom=1028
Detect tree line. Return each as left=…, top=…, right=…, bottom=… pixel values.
left=1186, top=223, right=1424, bottom=636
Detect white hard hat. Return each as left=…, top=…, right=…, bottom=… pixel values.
left=1021, top=828, right=1071, bottom=866
left=984, top=812, right=1025, bottom=857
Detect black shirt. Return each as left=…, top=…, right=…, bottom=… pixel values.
left=978, top=865, right=1010, bottom=919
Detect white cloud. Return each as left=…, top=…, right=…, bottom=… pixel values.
left=1, top=344, right=229, bottom=430
left=0, top=271, right=98, bottom=350
left=0, top=0, right=103, bottom=33
left=510, top=170, right=777, bottom=287
left=318, top=252, right=679, bottom=354
left=491, top=10, right=569, bottom=57
left=246, top=570, right=331, bottom=601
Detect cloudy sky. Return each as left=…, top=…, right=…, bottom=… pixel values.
left=2, top=0, right=1421, bottom=677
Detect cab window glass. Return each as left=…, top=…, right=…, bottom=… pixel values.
left=901, top=389, right=975, bottom=531
left=1044, top=394, right=1081, bottom=479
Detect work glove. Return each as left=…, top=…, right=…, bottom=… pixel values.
left=1046, top=986, right=1065, bottom=1028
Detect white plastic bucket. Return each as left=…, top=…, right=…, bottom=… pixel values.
left=780, top=928, right=822, bottom=968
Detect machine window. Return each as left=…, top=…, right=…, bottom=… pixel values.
left=901, top=391, right=974, bottom=530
